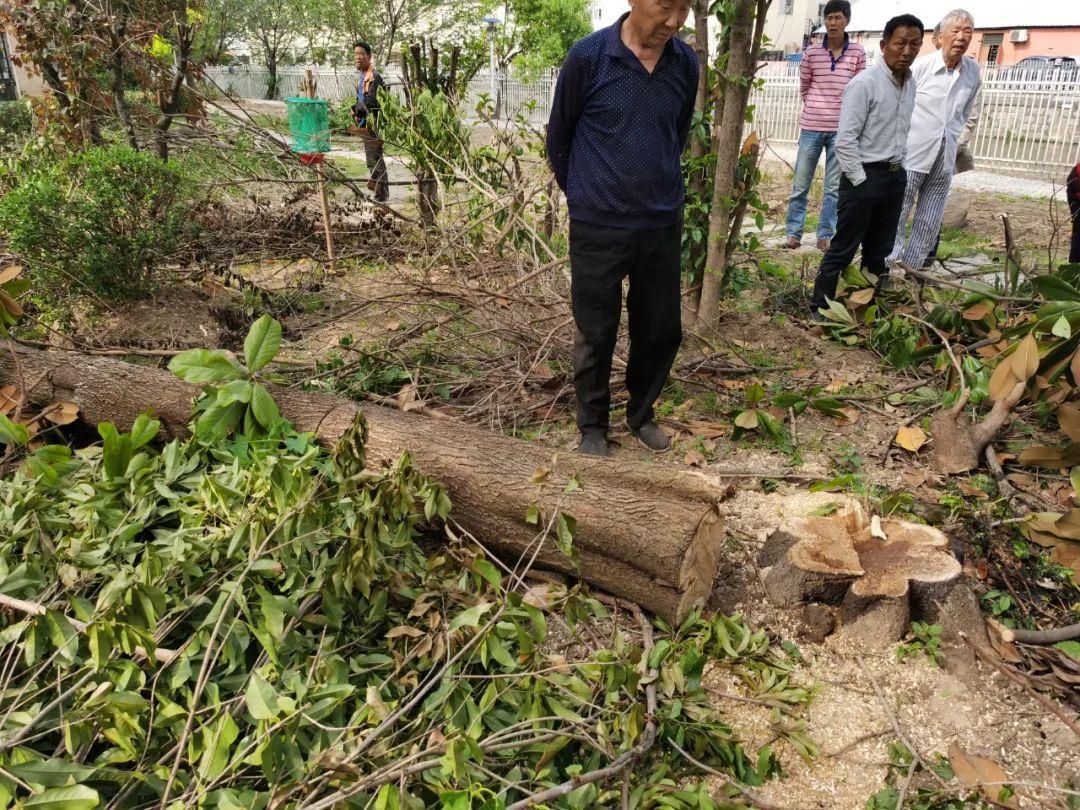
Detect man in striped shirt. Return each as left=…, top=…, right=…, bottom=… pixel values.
left=784, top=0, right=867, bottom=252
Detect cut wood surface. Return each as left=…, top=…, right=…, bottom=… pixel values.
left=2, top=342, right=729, bottom=622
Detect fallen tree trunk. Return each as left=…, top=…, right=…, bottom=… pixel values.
left=2, top=343, right=727, bottom=623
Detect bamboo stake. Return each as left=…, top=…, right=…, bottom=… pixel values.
left=305, top=69, right=337, bottom=275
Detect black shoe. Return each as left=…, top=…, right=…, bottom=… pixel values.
left=875, top=275, right=891, bottom=294
left=630, top=420, right=672, bottom=453
left=578, top=431, right=609, bottom=458
left=374, top=194, right=389, bottom=203
left=809, top=309, right=827, bottom=324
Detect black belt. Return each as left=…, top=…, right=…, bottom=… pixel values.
left=863, top=161, right=903, bottom=172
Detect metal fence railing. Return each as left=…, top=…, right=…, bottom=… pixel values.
left=204, top=63, right=1080, bottom=179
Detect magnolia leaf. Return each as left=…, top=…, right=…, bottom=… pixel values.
left=1073, top=347, right=1080, bottom=385
left=1017, top=443, right=1080, bottom=469
left=848, top=287, right=875, bottom=307
left=734, top=409, right=759, bottom=430
left=244, top=314, right=282, bottom=373
left=1059, top=404, right=1080, bottom=442
left=987, top=356, right=1021, bottom=402
left=244, top=673, right=280, bottom=720
left=24, top=785, right=100, bottom=809
left=0, top=289, right=23, bottom=318
left=1052, top=314, right=1073, bottom=339
left=42, top=401, right=79, bottom=426
left=250, top=384, right=281, bottom=429
left=1010, top=333, right=1039, bottom=381
left=947, top=742, right=1015, bottom=807
left=168, top=349, right=242, bottom=384
left=962, top=300, right=994, bottom=321
left=0, top=264, right=23, bottom=285
left=129, top=413, right=160, bottom=449
left=894, top=425, right=927, bottom=453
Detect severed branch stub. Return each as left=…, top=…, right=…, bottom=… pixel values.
left=932, top=332, right=1037, bottom=474
left=759, top=500, right=963, bottom=650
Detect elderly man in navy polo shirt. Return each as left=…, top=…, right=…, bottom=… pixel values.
left=547, top=0, right=698, bottom=458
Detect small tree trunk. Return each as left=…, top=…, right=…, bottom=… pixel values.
left=265, top=52, right=278, bottom=100
left=418, top=172, right=439, bottom=226
left=109, top=18, right=139, bottom=150
left=695, top=0, right=757, bottom=327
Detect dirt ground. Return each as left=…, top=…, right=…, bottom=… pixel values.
left=78, top=177, right=1080, bottom=808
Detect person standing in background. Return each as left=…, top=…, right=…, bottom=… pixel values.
left=886, top=10, right=981, bottom=273
left=1068, top=161, right=1080, bottom=264
left=809, top=15, right=924, bottom=319
left=352, top=41, right=389, bottom=203
left=784, top=0, right=866, bottom=252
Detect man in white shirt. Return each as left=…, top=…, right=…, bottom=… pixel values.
left=887, top=9, right=981, bottom=272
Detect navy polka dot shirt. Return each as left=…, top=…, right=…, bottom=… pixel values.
left=546, top=13, right=699, bottom=230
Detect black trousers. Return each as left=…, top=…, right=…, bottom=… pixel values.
left=569, top=219, right=683, bottom=434
left=1068, top=165, right=1080, bottom=264
left=363, top=130, right=389, bottom=201
left=810, top=166, right=907, bottom=312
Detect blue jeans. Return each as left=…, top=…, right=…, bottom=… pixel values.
left=785, top=129, right=841, bottom=241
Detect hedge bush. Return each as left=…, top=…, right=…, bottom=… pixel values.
left=0, top=144, right=193, bottom=299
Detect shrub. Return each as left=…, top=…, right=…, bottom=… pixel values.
left=0, top=144, right=193, bottom=299
left=0, top=99, right=33, bottom=145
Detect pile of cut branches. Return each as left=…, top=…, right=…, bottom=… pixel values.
left=0, top=320, right=811, bottom=809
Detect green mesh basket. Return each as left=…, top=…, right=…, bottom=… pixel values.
left=285, top=97, right=331, bottom=154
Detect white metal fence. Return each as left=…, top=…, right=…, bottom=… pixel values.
left=753, top=63, right=1080, bottom=178
left=204, top=63, right=1080, bottom=179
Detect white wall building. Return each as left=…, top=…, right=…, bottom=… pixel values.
left=762, top=0, right=825, bottom=55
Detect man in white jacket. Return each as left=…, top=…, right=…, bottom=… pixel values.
left=887, top=9, right=981, bottom=272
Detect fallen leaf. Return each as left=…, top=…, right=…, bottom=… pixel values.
left=384, top=320, right=401, bottom=331
left=1072, top=347, right=1080, bottom=385
left=740, top=131, right=759, bottom=156
left=848, top=287, right=875, bottom=307
left=1005, top=472, right=1034, bottom=487
left=988, top=356, right=1021, bottom=401
left=0, top=289, right=23, bottom=318
left=962, top=300, right=993, bottom=320
left=734, top=410, right=759, bottom=430
left=0, top=386, right=20, bottom=415
left=947, top=742, right=1015, bottom=807
left=835, top=407, right=859, bottom=426
left=958, top=482, right=989, bottom=500
left=0, top=265, right=22, bottom=285
left=902, top=469, right=927, bottom=489
left=894, top=425, right=927, bottom=453
left=684, top=449, right=706, bottom=467
left=385, top=624, right=426, bottom=639
left=1060, top=403, right=1080, bottom=442
left=1011, top=333, right=1039, bottom=381
left=41, top=401, right=79, bottom=426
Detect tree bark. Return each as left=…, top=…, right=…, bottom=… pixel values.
left=694, top=0, right=767, bottom=327
left=108, top=18, right=139, bottom=151
left=0, top=344, right=729, bottom=623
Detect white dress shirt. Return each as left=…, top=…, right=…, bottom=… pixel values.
left=905, top=51, right=982, bottom=174
left=835, top=58, right=917, bottom=186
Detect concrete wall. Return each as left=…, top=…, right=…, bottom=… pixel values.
left=762, top=0, right=820, bottom=54
left=3, top=32, right=46, bottom=98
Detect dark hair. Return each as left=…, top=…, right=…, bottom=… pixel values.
left=822, top=0, right=851, bottom=20
left=353, top=41, right=372, bottom=55
left=882, top=14, right=924, bottom=41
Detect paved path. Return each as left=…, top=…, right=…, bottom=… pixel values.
left=760, top=142, right=1067, bottom=201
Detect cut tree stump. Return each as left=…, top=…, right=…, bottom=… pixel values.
left=0, top=343, right=728, bottom=623
left=759, top=498, right=963, bottom=649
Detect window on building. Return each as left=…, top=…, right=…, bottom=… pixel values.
left=782, top=0, right=794, bottom=14
left=0, top=35, right=16, bottom=102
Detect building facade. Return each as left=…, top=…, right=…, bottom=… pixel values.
left=842, top=0, right=1080, bottom=65
left=2, top=31, right=46, bottom=100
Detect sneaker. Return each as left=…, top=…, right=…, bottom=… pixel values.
left=816, top=237, right=831, bottom=252
left=784, top=236, right=801, bottom=250
left=577, top=431, right=609, bottom=458
left=630, top=420, right=672, bottom=453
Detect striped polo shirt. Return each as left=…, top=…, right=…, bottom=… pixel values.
left=799, top=37, right=867, bottom=132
